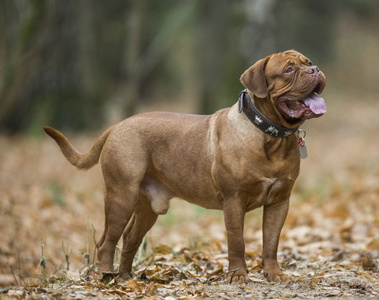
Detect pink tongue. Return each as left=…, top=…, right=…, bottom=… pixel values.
left=304, top=93, right=327, bottom=114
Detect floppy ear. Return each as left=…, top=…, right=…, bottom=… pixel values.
left=240, top=56, right=269, bottom=98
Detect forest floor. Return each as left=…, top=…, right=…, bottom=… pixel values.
left=1, top=90, right=379, bottom=299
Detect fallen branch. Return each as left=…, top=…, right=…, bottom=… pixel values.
left=207, top=269, right=239, bottom=285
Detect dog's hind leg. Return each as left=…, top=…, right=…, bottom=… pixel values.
left=96, top=190, right=108, bottom=251
left=118, top=194, right=158, bottom=280
left=97, top=186, right=139, bottom=277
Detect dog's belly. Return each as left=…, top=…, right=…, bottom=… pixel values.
left=140, top=174, right=222, bottom=214
left=140, top=168, right=295, bottom=215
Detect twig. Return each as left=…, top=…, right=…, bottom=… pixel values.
left=84, top=218, right=90, bottom=267
left=92, top=224, right=97, bottom=265
left=17, top=252, right=26, bottom=286
left=207, top=269, right=239, bottom=285
left=9, top=257, right=20, bottom=286
left=62, top=242, right=72, bottom=271
left=39, top=239, right=48, bottom=283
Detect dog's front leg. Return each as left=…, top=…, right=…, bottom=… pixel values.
left=223, top=199, right=250, bottom=284
left=262, top=199, right=291, bottom=283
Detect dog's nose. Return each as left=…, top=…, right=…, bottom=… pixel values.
left=307, top=66, right=320, bottom=74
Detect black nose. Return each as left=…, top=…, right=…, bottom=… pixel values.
left=307, top=66, right=320, bottom=74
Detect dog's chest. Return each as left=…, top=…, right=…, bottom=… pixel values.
left=246, top=176, right=292, bottom=210
left=252, top=177, right=290, bottom=208
left=232, top=157, right=298, bottom=210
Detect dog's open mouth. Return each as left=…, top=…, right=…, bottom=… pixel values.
left=277, top=90, right=326, bottom=120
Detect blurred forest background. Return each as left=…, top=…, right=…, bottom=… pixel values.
left=0, top=0, right=378, bottom=134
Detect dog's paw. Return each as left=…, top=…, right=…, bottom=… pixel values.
left=264, top=270, right=292, bottom=284
left=226, top=270, right=251, bottom=284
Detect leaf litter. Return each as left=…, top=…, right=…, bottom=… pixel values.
left=1, top=96, right=379, bottom=298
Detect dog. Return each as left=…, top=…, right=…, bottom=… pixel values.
left=44, top=50, right=326, bottom=284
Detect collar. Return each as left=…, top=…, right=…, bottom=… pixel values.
left=238, top=89, right=299, bottom=138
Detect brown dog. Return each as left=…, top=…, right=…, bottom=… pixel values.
left=44, top=50, right=326, bottom=284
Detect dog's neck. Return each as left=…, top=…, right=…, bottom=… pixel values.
left=251, top=94, right=281, bottom=125
left=238, top=89, right=299, bottom=138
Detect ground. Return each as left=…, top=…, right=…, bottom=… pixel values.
left=0, top=89, right=379, bottom=299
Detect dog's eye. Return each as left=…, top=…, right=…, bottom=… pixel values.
left=285, top=67, right=293, bottom=73
left=308, top=61, right=312, bottom=66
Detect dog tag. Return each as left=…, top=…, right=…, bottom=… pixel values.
left=299, top=137, right=308, bottom=159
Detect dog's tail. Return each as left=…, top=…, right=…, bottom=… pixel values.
left=43, top=125, right=114, bottom=170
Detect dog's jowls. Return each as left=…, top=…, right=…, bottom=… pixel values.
left=44, top=50, right=326, bottom=284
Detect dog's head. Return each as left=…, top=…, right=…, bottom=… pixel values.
left=240, top=50, right=326, bottom=127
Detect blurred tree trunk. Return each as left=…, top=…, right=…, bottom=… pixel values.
left=106, top=0, right=145, bottom=125
left=241, top=0, right=279, bottom=63
left=123, top=0, right=145, bottom=117
left=196, top=0, right=231, bottom=115
left=78, top=0, right=99, bottom=100
left=0, top=0, right=48, bottom=131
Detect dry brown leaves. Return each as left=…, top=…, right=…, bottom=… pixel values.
left=1, top=242, right=378, bottom=299
left=1, top=91, right=379, bottom=298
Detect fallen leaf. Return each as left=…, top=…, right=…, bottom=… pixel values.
left=366, top=239, right=379, bottom=250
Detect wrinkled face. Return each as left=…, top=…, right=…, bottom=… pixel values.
left=240, top=50, right=326, bottom=126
